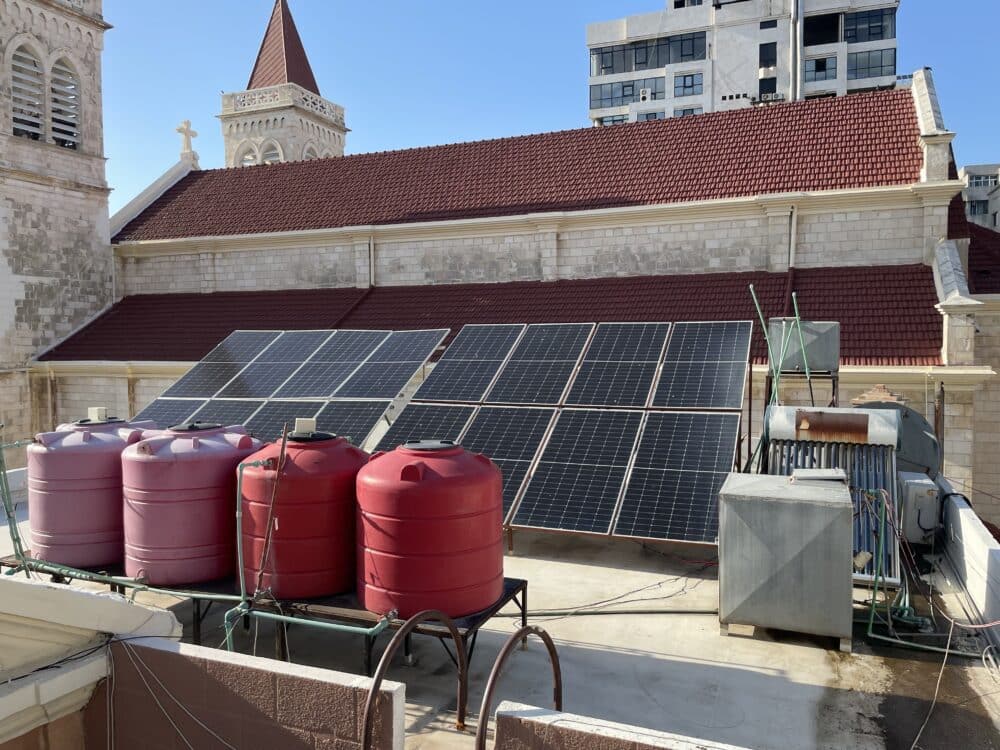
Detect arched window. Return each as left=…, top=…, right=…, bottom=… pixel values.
left=302, top=144, right=318, bottom=161
left=50, top=57, right=80, bottom=149
left=236, top=144, right=258, bottom=167
left=260, top=141, right=282, bottom=165
left=11, top=45, right=44, bottom=140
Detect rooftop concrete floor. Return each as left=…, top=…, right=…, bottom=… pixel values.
left=5, top=505, right=1000, bottom=749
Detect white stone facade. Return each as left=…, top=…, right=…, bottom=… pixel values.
left=587, top=0, right=900, bottom=125
left=959, top=163, right=1000, bottom=229
left=219, top=82, right=347, bottom=167
left=0, top=0, right=112, bottom=460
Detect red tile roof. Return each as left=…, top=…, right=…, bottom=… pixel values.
left=114, top=89, right=922, bottom=243
left=969, top=224, right=1000, bottom=294
left=39, top=266, right=942, bottom=367
left=246, top=0, right=320, bottom=95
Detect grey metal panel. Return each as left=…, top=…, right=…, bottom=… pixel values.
left=767, top=319, right=840, bottom=373
left=718, top=473, right=853, bottom=640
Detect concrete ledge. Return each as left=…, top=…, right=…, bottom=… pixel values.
left=943, top=492, right=1000, bottom=648
left=493, top=701, right=751, bottom=750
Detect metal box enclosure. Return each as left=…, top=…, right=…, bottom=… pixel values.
left=898, top=471, right=940, bottom=544
left=718, top=472, right=853, bottom=644
left=767, top=319, right=840, bottom=373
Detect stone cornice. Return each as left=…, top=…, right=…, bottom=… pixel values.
left=0, top=165, right=110, bottom=196
left=33, top=0, right=112, bottom=31
left=114, top=183, right=955, bottom=259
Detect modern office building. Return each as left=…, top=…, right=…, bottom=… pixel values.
left=959, top=164, right=1000, bottom=229
left=587, top=0, right=900, bottom=125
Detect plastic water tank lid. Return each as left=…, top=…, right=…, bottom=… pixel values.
left=403, top=439, right=458, bottom=451
left=169, top=421, right=223, bottom=432
left=288, top=430, right=337, bottom=443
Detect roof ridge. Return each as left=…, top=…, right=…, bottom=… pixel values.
left=191, top=87, right=914, bottom=177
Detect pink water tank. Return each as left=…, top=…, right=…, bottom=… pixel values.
left=27, top=416, right=156, bottom=568
left=122, top=423, right=261, bottom=585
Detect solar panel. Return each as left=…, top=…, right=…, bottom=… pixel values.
left=485, top=324, right=592, bottom=405
left=244, top=400, right=325, bottom=442
left=161, top=362, right=247, bottom=398
left=565, top=361, right=660, bottom=407
left=273, top=361, right=362, bottom=398
left=216, top=362, right=303, bottom=398
left=652, top=360, right=748, bottom=410
left=367, top=329, right=448, bottom=362
left=581, top=322, right=670, bottom=362
left=313, top=400, right=392, bottom=445
left=310, top=330, right=389, bottom=362
left=255, top=331, right=333, bottom=363
left=458, top=406, right=555, bottom=516
left=132, top=398, right=204, bottom=428
left=613, top=411, right=740, bottom=543
left=412, top=324, right=525, bottom=403
left=511, top=409, right=642, bottom=534
left=651, top=321, right=751, bottom=410
left=188, top=399, right=265, bottom=426
left=202, top=331, right=281, bottom=363
left=507, top=324, right=593, bottom=361
left=374, top=404, right=475, bottom=452
left=337, top=329, right=448, bottom=398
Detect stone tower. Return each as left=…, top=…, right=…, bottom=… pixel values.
left=0, top=0, right=112, bottom=449
left=219, top=0, right=347, bottom=167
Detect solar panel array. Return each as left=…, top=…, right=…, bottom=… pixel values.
left=391, top=320, right=752, bottom=545
left=134, top=328, right=447, bottom=445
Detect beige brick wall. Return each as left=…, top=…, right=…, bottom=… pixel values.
left=795, top=207, right=927, bottom=268
left=375, top=233, right=545, bottom=286
left=54, top=376, right=129, bottom=425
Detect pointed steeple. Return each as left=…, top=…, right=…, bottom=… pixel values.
left=246, top=0, right=320, bottom=95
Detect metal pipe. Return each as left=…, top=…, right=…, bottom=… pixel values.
left=361, top=610, right=468, bottom=749
left=235, top=459, right=270, bottom=604
left=791, top=291, right=814, bottom=406
left=1, top=439, right=35, bottom=574
left=475, top=626, right=562, bottom=750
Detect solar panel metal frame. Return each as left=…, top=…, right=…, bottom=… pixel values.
left=312, top=399, right=393, bottom=446
left=647, top=320, right=752, bottom=412
left=483, top=323, right=595, bottom=406
left=609, top=410, right=742, bottom=545
left=506, top=407, right=644, bottom=535
left=411, top=324, right=527, bottom=404
left=132, top=397, right=206, bottom=428
left=334, top=328, right=449, bottom=399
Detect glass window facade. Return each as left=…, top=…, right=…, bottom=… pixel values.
left=804, top=56, right=837, bottom=82
left=803, top=13, right=839, bottom=46
left=674, top=73, right=703, bottom=97
left=590, top=77, right=665, bottom=109
left=844, top=8, right=896, bottom=43
left=759, top=42, right=777, bottom=68
left=969, top=175, right=999, bottom=188
left=673, top=107, right=703, bottom=117
left=760, top=19, right=778, bottom=29
left=847, top=48, right=896, bottom=80
left=590, top=32, right=707, bottom=76
left=969, top=200, right=990, bottom=216
left=599, top=115, right=629, bottom=126
left=639, top=111, right=666, bottom=121
left=758, top=77, right=777, bottom=97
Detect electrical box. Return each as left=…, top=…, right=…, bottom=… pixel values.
left=767, top=319, right=840, bottom=373
left=898, top=471, right=940, bottom=544
left=719, top=471, right=853, bottom=651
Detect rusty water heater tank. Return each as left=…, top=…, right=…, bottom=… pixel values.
left=122, top=423, right=261, bottom=585
left=241, top=427, right=369, bottom=600
left=356, top=439, right=503, bottom=618
left=27, top=409, right=156, bottom=567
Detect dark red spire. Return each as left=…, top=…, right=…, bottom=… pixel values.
left=246, top=0, right=320, bottom=95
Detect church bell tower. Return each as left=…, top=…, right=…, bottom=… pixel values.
left=219, top=0, right=348, bottom=167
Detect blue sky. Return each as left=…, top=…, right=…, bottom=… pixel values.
left=104, top=0, right=998, bottom=213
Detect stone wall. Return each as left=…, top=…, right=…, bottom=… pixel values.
left=82, top=640, right=404, bottom=750
left=973, top=311, right=1000, bottom=524
left=115, top=205, right=940, bottom=296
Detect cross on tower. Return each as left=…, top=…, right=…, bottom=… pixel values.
left=176, top=120, right=198, bottom=154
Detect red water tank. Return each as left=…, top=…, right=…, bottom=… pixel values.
left=356, top=439, right=504, bottom=618
left=27, top=416, right=155, bottom=567
left=240, top=430, right=369, bottom=600
left=122, top=423, right=261, bottom=585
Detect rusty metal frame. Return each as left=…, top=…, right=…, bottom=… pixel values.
left=474, top=625, right=562, bottom=750
left=360, top=609, right=468, bottom=750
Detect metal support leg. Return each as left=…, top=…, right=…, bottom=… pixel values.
left=365, top=634, right=375, bottom=677
left=403, top=632, right=416, bottom=666
left=521, top=586, right=528, bottom=649
left=192, top=600, right=202, bottom=646
left=275, top=620, right=288, bottom=661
